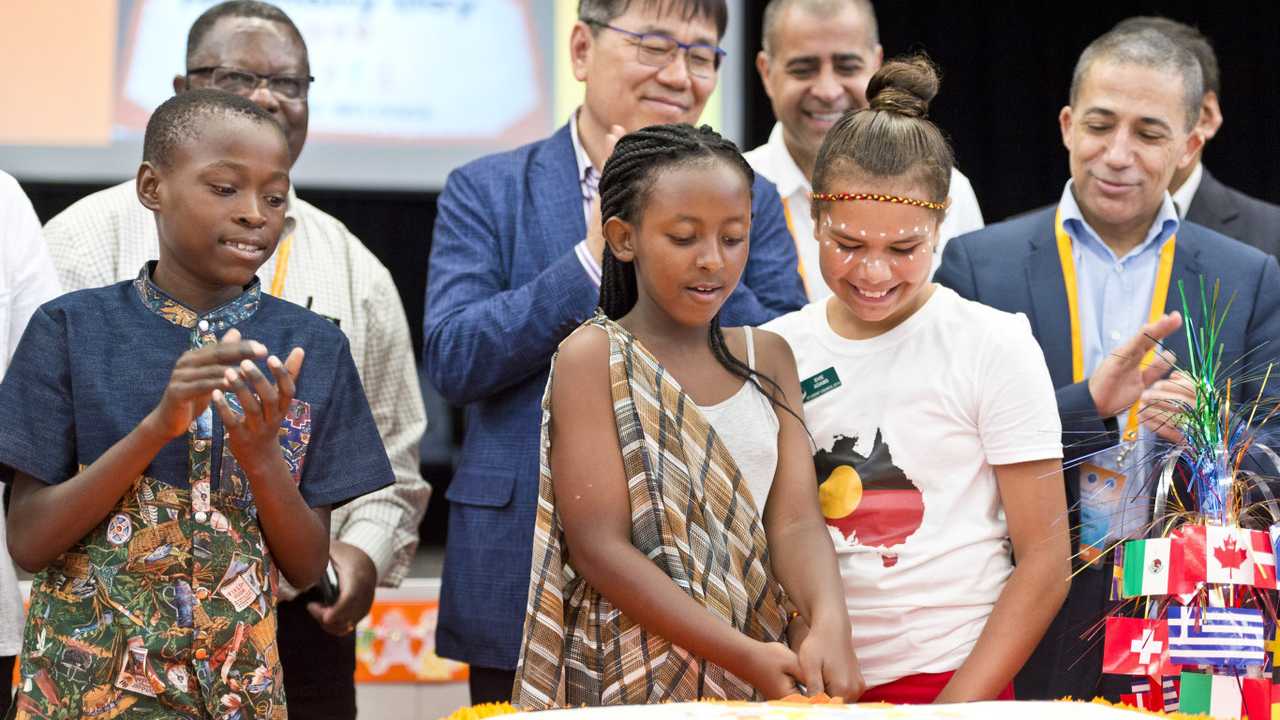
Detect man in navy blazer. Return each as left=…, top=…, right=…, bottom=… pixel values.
left=1114, top=16, right=1280, bottom=259
left=423, top=0, right=807, bottom=702
left=937, top=27, right=1280, bottom=701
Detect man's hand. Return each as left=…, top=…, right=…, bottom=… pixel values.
left=1140, top=370, right=1197, bottom=443
left=1087, top=312, right=1182, bottom=418
left=585, top=124, right=626, bottom=265
left=307, top=540, right=378, bottom=636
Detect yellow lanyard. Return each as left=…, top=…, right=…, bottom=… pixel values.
left=269, top=234, right=294, bottom=297
left=780, top=197, right=812, bottom=297
left=1054, top=208, right=1177, bottom=441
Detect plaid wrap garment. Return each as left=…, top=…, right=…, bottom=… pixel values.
left=512, top=314, right=791, bottom=709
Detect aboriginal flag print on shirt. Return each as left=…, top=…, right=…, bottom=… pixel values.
left=763, top=288, right=1062, bottom=688
left=816, top=431, right=924, bottom=568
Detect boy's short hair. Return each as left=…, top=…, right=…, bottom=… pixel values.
left=143, top=88, right=283, bottom=169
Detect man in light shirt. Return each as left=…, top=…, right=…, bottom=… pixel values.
left=40, top=3, right=429, bottom=718
left=746, top=0, right=984, bottom=297
left=0, top=169, right=62, bottom=717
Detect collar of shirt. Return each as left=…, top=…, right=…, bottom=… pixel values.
left=1058, top=179, right=1179, bottom=264
left=134, top=261, right=262, bottom=336
left=569, top=109, right=600, bottom=205
left=758, top=122, right=811, bottom=200
left=1170, top=161, right=1204, bottom=219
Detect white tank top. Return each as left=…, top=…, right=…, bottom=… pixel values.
left=697, top=326, right=781, bottom=514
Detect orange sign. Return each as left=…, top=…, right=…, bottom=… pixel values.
left=355, top=599, right=469, bottom=684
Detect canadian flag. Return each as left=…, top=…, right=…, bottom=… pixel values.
left=1178, top=525, right=1276, bottom=589
left=1206, top=525, right=1254, bottom=585
left=1103, top=617, right=1177, bottom=676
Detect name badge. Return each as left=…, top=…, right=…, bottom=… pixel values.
left=801, top=367, right=842, bottom=403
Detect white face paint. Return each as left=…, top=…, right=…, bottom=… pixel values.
left=858, top=255, right=892, bottom=282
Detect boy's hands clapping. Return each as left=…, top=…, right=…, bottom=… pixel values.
left=212, top=340, right=305, bottom=475
left=147, top=328, right=267, bottom=439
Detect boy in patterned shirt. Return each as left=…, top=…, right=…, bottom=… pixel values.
left=0, top=90, right=392, bottom=719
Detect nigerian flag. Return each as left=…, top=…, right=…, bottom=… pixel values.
left=1122, top=538, right=1172, bottom=598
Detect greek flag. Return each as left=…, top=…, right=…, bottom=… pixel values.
left=1167, top=606, right=1266, bottom=668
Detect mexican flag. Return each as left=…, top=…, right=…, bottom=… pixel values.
left=1122, top=538, right=1172, bottom=597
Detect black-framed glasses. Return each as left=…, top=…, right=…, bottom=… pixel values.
left=187, top=66, right=315, bottom=101
left=586, top=21, right=725, bottom=79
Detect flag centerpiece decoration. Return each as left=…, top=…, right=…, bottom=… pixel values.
left=1097, top=280, right=1280, bottom=717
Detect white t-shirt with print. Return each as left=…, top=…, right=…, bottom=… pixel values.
left=763, top=286, right=1062, bottom=688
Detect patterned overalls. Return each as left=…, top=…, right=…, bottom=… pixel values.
left=11, top=273, right=312, bottom=720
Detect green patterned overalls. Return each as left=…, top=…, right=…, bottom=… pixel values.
left=10, top=272, right=312, bottom=720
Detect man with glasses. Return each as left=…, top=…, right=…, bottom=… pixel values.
left=425, top=0, right=806, bottom=704
left=42, top=3, right=430, bottom=718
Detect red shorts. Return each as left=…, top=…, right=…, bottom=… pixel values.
left=859, top=671, right=1016, bottom=704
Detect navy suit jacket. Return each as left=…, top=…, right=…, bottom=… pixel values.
left=935, top=203, right=1280, bottom=699
left=423, top=122, right=807, bottom=669
left=1187, top=167, right=1280, bottom=260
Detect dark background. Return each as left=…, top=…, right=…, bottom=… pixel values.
left=15, top=2, right=1280, bottom=547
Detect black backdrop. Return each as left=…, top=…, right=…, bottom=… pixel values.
left=16, top=1, right=1280, bottom=546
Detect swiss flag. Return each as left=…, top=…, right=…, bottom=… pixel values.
left=1103, top=617, right=1177, bottom=676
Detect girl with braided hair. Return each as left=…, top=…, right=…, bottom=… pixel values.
left=512, top=123, right=859, bottom=708
left=763, top=54, right=1069, bottom=703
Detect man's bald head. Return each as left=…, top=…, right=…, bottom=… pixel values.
left=762, top=0, right=877, bottom=56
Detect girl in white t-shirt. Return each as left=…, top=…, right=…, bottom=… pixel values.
left=763, top=55, right=1070, bottom=703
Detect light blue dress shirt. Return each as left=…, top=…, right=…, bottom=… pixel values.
left=1057, top=181, right=1179, bottom=548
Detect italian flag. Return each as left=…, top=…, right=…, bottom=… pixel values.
left=1122, top=538, right=1172, bottom=597
left=1179, top=671, right=1241, bottom=718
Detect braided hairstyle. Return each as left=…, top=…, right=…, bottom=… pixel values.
left=598, top=123, right=799, bottom=418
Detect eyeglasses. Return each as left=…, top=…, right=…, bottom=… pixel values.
left=587, top=21, right=725, bottom=79
left=187, top=66, right=315, bottom=101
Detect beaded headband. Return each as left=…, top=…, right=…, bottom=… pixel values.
left=810, top=191, right=946, bottom=211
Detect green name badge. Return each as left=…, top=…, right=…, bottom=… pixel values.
left=800, top=367, right=842, bottom=403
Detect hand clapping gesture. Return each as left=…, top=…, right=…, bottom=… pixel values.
left=210, top=332, right=305, bottom=474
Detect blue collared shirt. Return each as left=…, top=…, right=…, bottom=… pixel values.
left=1058, top=180, right=1180, bottom=377
left=1058, top=181, right=1180, bottom=545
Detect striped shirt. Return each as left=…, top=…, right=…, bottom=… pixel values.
left=42, top=181, right=430, bottom=587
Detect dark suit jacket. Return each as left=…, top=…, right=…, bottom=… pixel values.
left=1187, top=167, right=1280, bottom=259
left=936, top=204, right=1280, bottom=700
left=422, top=122, right=807, bottom=670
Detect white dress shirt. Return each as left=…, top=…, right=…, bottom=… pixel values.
left=1171, top=161, right=1204, bottom=219
left=0, top=170, right=62, bottom=655
left=745, top=122, right=986, bottom=299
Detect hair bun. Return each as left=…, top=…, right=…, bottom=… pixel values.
left=866, top=53, right=940, bottom=119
